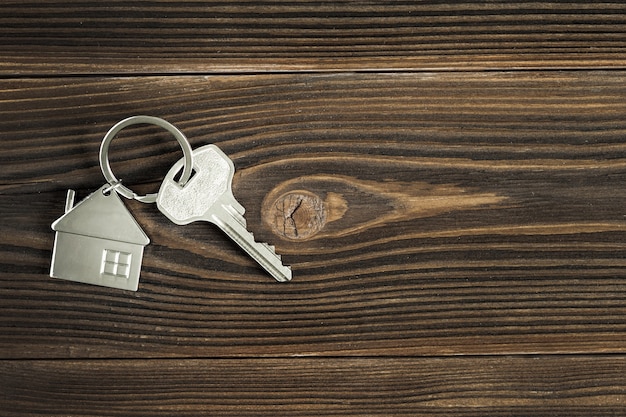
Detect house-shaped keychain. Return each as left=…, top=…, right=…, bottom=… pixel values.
left=50, top=185, right=150, bottom=291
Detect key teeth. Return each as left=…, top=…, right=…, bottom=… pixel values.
left=261, top=242, right=275, bottom=252
left=260, top=242, right=281, bottom=259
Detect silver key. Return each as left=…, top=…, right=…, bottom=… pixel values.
left=156, top=144, right=292, bottom=282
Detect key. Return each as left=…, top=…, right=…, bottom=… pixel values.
left=156, top=144, right=292, bottom=282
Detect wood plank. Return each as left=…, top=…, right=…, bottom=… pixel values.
left=2, top=356, right=626, bottom=416
left=1, top=1, right=626, bottom=74
left=2, top=72, right=626, bottom=358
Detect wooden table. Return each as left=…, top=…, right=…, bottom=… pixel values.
left=2, top=2, right=626, bottom=415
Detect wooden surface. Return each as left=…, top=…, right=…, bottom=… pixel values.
left=3, top=357, right=626, bottom=415
left=2, top=2, right=626, bottom=416
left=2, top=1, right=626, bottom=74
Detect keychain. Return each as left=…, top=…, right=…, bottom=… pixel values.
left=50, top=116, right=194, bottom=291
left=50, top=116, right=291, bottom=291
left=50, top=183, right=150, bottom=291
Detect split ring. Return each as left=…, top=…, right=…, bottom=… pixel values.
left=99, top=116, right=194, bottom=203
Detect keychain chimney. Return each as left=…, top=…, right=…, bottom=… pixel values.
left=64, top=190, right=75, bottom=213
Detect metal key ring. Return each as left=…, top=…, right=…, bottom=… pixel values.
left=99, top=116, right=194, bottom=203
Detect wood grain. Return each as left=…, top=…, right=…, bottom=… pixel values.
left=1, top=1, right=626, bottom=74
left=2, top=72, right=626, bottom=359
left=3, top=2, right=626, bottom=413
left=2, top=356, right=626, bottom=416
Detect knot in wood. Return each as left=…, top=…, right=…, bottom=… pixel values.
left=266, top=191, right=327, bottom=240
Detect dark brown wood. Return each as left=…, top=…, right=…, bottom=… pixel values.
left=3, top=2, right=626, bottom=413
left=1, top=1, right=626, bottom=74
left=2, top=72, right=626, bottom=360
left=2, top=356, right=626, bottom=416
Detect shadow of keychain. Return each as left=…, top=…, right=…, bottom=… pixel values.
left=50, top=116, right=194, bottom=291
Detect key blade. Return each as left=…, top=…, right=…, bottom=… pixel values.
left=210, top=203, right=292, bottom=282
